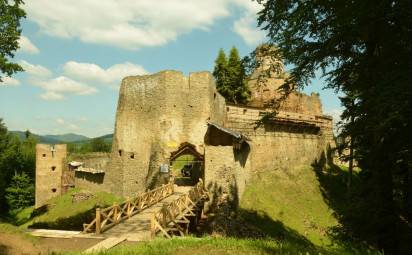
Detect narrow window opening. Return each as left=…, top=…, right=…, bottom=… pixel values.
left=119, top=150, right=122, bottom=156
left=51, top=166, right=56, bottom=171
left=214, top=92, right=216, bottom=99
left=42, top=154, right=46, bottom=157
left=51, top=188, right=57, bottom=193
left=130, top=153, right=135, bottom=159
left=51, top=146, right=56, bottom=158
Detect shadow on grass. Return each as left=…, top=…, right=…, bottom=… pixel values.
left=0, top=244, right=8, bottom=255
left=310, top=149, right=365, bottom=249
left=203, top=180, right=316, bottom=253
left=28, top=206, right=97, bottom=231
left=310, top=148, right=401, bottom=254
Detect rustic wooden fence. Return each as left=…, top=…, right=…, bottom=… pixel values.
left=83, top=182, right=174, bottom=234
left=151, top=179, right=208, bottom=238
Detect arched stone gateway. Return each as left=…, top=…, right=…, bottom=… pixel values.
left=169, top=142, right=204, bottom=186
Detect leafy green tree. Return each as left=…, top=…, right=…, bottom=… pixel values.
left=213, top=47, right=249, bottom=104
left=256, top=0, right=412, bottom=253
left=5, top=172, right=34, bottom=210
left=0, top=0, right=26, bottom=81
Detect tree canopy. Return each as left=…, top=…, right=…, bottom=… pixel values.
left=257, top=0, right=412, bottom=254
left=0, top=119, right=36, bottom=212
left=0, top=0, right=26, bottom=82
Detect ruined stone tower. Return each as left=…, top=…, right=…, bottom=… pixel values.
left=35, top=144, right=67, bottom=208
left=104, top=70, right=226, bottom=197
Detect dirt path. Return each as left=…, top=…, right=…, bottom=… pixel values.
left=0, top=233, right=100, bottom=255
left=0, top=233, right=41, bottom=255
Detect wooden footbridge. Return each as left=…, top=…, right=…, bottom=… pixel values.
left=82, top=179, right=208, bottom=250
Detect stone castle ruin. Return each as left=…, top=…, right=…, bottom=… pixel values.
left=35, top=53, right=333, bottom=208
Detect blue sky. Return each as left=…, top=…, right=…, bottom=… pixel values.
left=0, top=0, right=342, bottom=137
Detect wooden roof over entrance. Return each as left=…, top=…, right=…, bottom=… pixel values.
left=169, top=142, right=204, bottom=162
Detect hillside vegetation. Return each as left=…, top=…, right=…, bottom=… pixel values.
left=76, top=237, right=379, bottom=255
left=12, top=188, right=121, bottom=230
left=241, top=166, right=338, bottom=246
left=238, top=164, right=379, bottom=254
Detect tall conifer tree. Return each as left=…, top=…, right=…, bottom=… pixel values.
left=213, top=48, right=229, bottom=99
left=213, top=47, right=249, bottom=104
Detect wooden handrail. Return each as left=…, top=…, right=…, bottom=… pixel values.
left=83, top=181, right=174, bottom=234
left=151, top=179, right=208, bottom=238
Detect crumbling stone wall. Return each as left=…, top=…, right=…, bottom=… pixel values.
left=225, top=105, right=333, bottom=172
left=204, top=144, right=251, bottom=209
left=35, top=144, right=67, bottom=208
left=105, top=71, right=226, bottom=197
left=69, top=152, right=110, bottom=192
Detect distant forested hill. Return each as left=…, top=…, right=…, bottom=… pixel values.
left=10, top=131, right=113, bottom=144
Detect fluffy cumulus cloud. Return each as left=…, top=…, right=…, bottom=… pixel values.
left=18, top=35, right=40, bottom=54
left=20, top=60, right=52, bottom=78
left=24, top=0, right=265, bottom=49
left=20, top=59, right=146, bottom=100
left=1, top=76, right=20, bottom=86
left=63, top=61, right=148, bottom=87
left=232, top=0, right=265, bottom=45
left=33, top=76, right=98, bottom=101
left=19, top=60, right=96, bottom=100
left=233, top=15, right=265, bottom=46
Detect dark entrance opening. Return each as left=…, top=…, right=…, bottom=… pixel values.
left=170, top=142, right=204, bottom=186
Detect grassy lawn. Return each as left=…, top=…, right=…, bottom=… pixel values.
left=241, top=166, right=337, bottom=246
left=12, top=188, right=121, bottom=230
left=0, top=222, right=37, bottom=242
left=69, top=237, right=379, bottom=255
left=171, top=154, right=196, bottom=177
left=239, top=164, right=378, bottom=254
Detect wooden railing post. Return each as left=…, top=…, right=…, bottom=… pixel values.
left=96, top=208, right=101, bottom=234
left=127, top=198, right=131, bottom=218
left=113, top=203, right=118, bottom=223
left=151, top=214, right=156, bottom=238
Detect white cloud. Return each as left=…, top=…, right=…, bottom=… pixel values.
left=1, top=76, right=20, bottom=86
left=24, top=0, right=265, bottom=50
left=63, top=61, right=148, bottom=87
left=56, top=118, right=65, bottom=124
left=232, top=0, right=265, bottom=46
left=18, top=35, right=40, bottom=54
left=68, top=123, right=80, bottom=130
left=233, top=15, right=265, bottom=46
left=20, top=60, right=52, bottom=78
left=34, top=76, right=98, bottom=100
left=55, top=118, right=79, bottom=130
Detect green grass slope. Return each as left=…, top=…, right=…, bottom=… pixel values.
left=241, top=166, right=337, bottom=246
left=71, top=237, right=379, bottom=255
left=238, top=164, right=380, bottom=255
left=14, top=188, right=121, bottom=230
